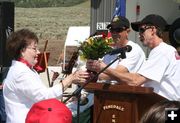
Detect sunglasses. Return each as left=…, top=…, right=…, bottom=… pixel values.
left=139, top=26, right=153, bottom=33
left=109, top=28, right=126, bottom=33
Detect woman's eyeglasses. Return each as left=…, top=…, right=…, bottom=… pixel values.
left=27, top=47, right=39, bottom=52
left=139, top=26, right=153, bottom=33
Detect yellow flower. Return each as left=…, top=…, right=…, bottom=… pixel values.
left=105, top=39, right=109, bottom=43
left=87, top=37, right=93, bottom=45
left=78, top=34, right=114, bottom=60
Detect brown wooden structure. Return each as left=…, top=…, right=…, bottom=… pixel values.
left=82, top=83, right=167, bottom=123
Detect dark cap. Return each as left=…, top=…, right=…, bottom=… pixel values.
left=107, top=16, right=130, bottom=30
left=131, top=14, right=168, bottom=32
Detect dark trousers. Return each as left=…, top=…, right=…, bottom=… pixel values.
left=0, top=90, right=6, bottom=123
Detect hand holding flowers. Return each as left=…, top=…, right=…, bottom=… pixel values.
left=78, top=33, right=114, bottom=82
left=78, top=34, right=113, bottom=60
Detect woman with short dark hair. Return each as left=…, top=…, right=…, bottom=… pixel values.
left=3, top=29, right=89, bottom=123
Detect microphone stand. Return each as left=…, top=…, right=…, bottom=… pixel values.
left=63, top=52, right=126, bottom=123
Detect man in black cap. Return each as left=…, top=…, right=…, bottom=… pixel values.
left=98, top=14, right=180, bottom=101
left=131, top=14, right=168, bottom=47
left=86, top=16, right=145, bottom=82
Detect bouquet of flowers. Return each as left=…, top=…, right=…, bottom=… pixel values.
left=79, top=34, right=113, bottom=60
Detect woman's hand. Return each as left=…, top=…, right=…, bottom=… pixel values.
left=72, top=70, right=90, bottom=83
left=62, top=70, right=90, bottom=89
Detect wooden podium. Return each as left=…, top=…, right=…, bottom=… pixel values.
left=82, top=83, right=167, bottom=123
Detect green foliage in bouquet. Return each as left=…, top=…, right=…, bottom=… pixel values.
left=79, top=34, right=113, bottom=60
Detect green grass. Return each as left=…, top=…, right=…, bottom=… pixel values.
left=15, top=1, right=90, bottom=65
left=15, top=0, right=88, bottom=7
left=15, top=1, right=90, bottom=40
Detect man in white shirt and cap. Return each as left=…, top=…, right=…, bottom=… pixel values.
left=88, top=14, right=180, bottom=101
left=87, top=16, right=146, bottom=82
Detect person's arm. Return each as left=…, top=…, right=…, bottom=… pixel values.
left=86, top=46, right=145, bottom=81
left=87, top=60, right=143, bottom=85
left=98, top=64, right=128, bottom=80
left=90, top=61, right=147, bottom=85
left=105, top=49, right=170, bottom=86
left=15, top=70, right=89, bottom=102
left=62, top=70, right=90, bottom=90
left=86, top=60, right=129, bottom=81
left=104, top=64, right=128, bottom=77
left=98, top=73, right=111, bottom=80
left=104, top=67, right=148, bottom=86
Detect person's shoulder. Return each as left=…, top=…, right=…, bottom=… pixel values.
left=4, top=61, right=29, bottom=81
left=127, top=40, right=145, bottom=54
left=128, top=40, right=142, bottom=49
left=127, top=40, right=136, bottom=46
left=10, top=60, right=30, bottom=73
left=151, top=42, right=176, bottom=59
left=159, top=42, right=176, bottom=53
left=165, top=42, right=176, bottom=50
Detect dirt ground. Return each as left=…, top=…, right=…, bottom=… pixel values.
left=39, top=39, right=65, bottom=66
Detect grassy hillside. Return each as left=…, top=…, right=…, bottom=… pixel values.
left=15, top=0, right=88, bottom=7
left=15, top=1, right=90, bottom=65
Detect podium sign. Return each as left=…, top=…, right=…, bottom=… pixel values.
left=82, top=83, right=167, bottom=123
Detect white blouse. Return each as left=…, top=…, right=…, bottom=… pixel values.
left=3, top=60, right=63, bottom=123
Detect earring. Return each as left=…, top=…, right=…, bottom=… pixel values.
left=21, top=53, right=24, bottom=58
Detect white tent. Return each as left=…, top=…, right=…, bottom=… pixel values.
left=63, top=26, right=90, bottom=65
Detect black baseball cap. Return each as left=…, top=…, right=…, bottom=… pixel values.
left=131, top=14, right=168, bottom=32
left=107, top=16, right=130, bottom=30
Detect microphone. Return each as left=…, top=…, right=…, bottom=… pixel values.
left=174, top=28, right=180, bottom=43
left=108, top=45, right=132, bottom=55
